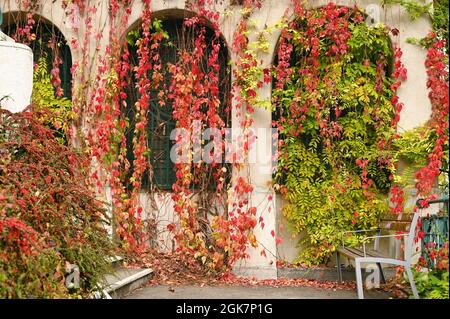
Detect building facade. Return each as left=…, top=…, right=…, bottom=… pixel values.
left=1, top=0, right=434, bottom=278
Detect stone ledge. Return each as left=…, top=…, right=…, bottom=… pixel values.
left=278, top=266, right=396, bottom=282
left=103, top=268, right=153, bottom=299
left=232, top=266, right=278, bottom=279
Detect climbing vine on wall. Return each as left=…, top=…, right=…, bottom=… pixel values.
left=3, top=0, right=447, bottom=273
left=271, top=3, right=404, bottom=265
left=384, top=0, right=448, bottom=225
left=66, top=0, right=264, bottom=271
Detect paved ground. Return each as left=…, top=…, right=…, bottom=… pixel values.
left=125, top=285, right=392, bottom=299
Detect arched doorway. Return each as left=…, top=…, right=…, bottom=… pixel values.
left=2, top=12, right=72, bottom=99
left=271, top=4, right=396, bottom=264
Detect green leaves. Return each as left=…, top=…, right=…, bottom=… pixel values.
left=126, top=29, right=140, bottom=46
left=413, top=268, right=449, bottom=299
left=394, top=125, right=437, bottom=165
left=32, top=54, right=73, bottom=141
left=382, top=0, right=432, bottom=20
left=392, top=124, right=448, bottom=189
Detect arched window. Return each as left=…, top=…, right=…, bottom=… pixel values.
left=124, top=16, right=231, bottom=190
left=2, top=13, right=72, bottom=99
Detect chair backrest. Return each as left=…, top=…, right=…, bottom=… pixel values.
left=379, top=211, right=420, bottom=262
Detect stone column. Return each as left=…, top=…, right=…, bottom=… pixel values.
left=0, top=31, right=33, bottom=113
left=232, top=92, right=279, bottom=279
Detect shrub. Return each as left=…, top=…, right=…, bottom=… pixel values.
left=413, top=269, right=449, bottom=299
left=0, top=108, right=114, bottom=298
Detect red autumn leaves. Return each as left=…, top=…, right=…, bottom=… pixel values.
left=415, top=34, right=449, bottom=200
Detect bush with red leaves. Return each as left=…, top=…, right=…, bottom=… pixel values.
left=0, top=108, right=114, bottom=298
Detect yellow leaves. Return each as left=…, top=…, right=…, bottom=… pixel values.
left=358, top=92, right=371, bottom=104
left=223, top=9, right=233, bottom=17
left=274, top=19, right=288, bottom=31
left=255, top=100, right=272, bottom=109
left=182, top=228, right=195, bottom=241
left=240, top=6, right=252, bottom=17
left=194, top=251, right=202, bottom=259
left=106, top=69, right=119, bottom=87
left=249, top=36, right=270, bottom=53
left=247, top=233, right=257, bottom=247
left=341, top=77, right=373, bottom=105
left=249, top=18, right=260, bottom=29
left=194, top=251, right=208, bottom=265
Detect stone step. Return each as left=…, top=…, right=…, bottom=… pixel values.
left=106, top=255, right=124, bottom=269
left=98, top=267, right=153, bottom=299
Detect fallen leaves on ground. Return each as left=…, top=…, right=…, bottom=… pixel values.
left=127, top=250, right=220, bottom=286
left=125, top=250, right=358, bottom=291
left=217, top=273, right=356, bottom=291
left=125, top=251, right=407, bottom=297
left=379, top=278, right=410, bottom=299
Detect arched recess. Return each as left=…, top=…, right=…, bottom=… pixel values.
left=2, top=11, right=73, bottom=99
left=271, top=4, right=398, bottom=263
left=271, top=5, right=395, bottom=184
left=121, top=10, right=232, bottom=191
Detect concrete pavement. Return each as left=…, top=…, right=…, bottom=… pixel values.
left=125, top=284, right=392, bottom=299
